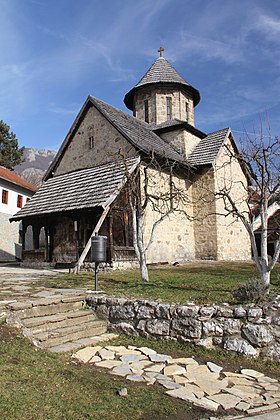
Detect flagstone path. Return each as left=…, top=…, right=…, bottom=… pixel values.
left=72, top=344, right=280, bottom=415
left=1, top=265, right=280, bottom=417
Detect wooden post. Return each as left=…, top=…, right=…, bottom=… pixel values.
left=107, top=214, right=114, bottom=263
left=44, top=225, right=49, bottom=261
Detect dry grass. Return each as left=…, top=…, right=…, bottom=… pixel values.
left=39, top=261, right=280, bottom=304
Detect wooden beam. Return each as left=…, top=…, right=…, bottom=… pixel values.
left=74, top=206, right=110, bottom=273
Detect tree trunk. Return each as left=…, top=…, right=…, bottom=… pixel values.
left=139, top=248, right=149, bottom=282
left=260, top=269, right=270, bottom=293
left=131, top=206, right=149, bottom=281
left=137, top=212, right=149, bottom=282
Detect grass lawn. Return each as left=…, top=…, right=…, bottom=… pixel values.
left=40, top=261, right=280, bottom=304
left=1, top=323, right=280, bottom=420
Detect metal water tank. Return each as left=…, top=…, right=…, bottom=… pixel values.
left=91, top=235, right=107, bottom=262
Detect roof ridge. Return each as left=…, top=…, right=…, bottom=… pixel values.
left=0, top=165, right=37, bottom=192
left=89, top=96, right=187, bottom=165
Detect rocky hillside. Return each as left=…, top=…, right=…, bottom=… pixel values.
left=14, top=148, right=56, bottom=187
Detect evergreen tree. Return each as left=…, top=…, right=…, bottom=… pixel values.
left=0, top=120, right=24, bottom=170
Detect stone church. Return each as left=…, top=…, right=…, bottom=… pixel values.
left=11, top=50, right=251, bottom=268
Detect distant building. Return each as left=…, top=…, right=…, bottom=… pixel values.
left=11, top=51, right=251, bottom=267
left=0, top=166, right=37, bottom=261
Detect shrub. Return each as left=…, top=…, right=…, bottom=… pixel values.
left=232, top=277, right=269, bottom=303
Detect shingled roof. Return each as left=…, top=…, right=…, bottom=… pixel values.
left=124, top=57, right=200, bottom=110
left=45, top=96, right=187, bottom=180
left=150, top=119, right=206, bottom=139
left=11, top=158, right=139, bottom=221
left=187, top=128, right=230, bottom=166
left=91, top=96, right=186, bottom=163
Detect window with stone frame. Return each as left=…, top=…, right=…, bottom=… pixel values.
left=166, top=96, right=172, bottom=120
left=17, top=194, right=23, bottom=208
left=186, top=101, right=189, bottom=122
left=2, top=189, right=8, bottom=204
left=144, top=99, right=149, bottom=123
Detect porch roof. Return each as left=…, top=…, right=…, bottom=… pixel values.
left=10, top=157, right=139, bottom=221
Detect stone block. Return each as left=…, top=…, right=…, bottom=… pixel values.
left=202, top=320, right=223, bottom=337
left=165, top=387, right=197, bottom=404
left=176, top=305, right=199, bottom=317
left=155, top=304, right=172, bottom=319
left=209, top=393, right=242, bottom=410
left=223, top=337, right=258, bottom=357
left=234, top=306, right=247, bottom=318
left=242, top=324, right=273, bottom=347
left=172, top=318, right=201, bottom=338
left=146, top=319, right=170, bottom=336
left=72, top=346, right=102, bottom=363
left=136, top=305, right=154, bottom=319
left=193, top=397, right=220, bottom=412
left=164, top=364, right=186, bottom=377
left=247, top=308, right=263, bottom=319
left=109, top=305, right=135, bottom=320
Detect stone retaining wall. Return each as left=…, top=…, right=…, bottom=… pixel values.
left=86, top=295, right=280, bottom=361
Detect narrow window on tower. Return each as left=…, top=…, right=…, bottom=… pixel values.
left=186, top=101, right=189, bottom=122
left=89, top=136, right=94, bottom=149
left=166, top=96, right=172, bottom=120
left=144, top=100, right=149, bottom=123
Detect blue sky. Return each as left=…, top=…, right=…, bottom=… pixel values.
left=1, top=0, right=280, bottom=151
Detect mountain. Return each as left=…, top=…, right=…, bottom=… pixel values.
left=14, top=148, right=56, bottom=187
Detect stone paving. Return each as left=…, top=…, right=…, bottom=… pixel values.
left=72, top=344, right=280, bottom=415
left=1, top=265, right=280, bottom=418
left=0, top=264, right=85, bottom=318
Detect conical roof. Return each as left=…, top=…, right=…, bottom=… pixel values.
left=124, top=57, right=200, bottom=110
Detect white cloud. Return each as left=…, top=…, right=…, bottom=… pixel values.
left=48, top=104, right=79, bottom=115
left=255, top=13, right=280, bottom=40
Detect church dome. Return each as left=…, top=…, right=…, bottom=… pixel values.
left=124, top=56, right=200, bottom=111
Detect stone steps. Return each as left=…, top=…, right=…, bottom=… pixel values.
left=5, top=293, right=109, bottom=352
left=37, top=320, right=108, bottom=348
left=25, top=310, right=97, bottom=334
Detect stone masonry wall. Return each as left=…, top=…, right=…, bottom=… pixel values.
left=159, top=129, right=201, bottom=159
left=86, top=295, right=280, bottom=361
left=214, top=139, right=251, bottom=260
left=192, top=168, right=218, bottom=259
left=54, top=104, right=137, bottom=176
left=141, top=165, right=196, bottom=263
left=134, top=86, right=195, bottom=126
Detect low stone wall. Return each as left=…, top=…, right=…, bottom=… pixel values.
left=86, top=295, right=280, bottom=361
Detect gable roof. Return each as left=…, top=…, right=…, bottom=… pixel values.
left=0, top=166, right=37, bottom=193
left=151, top=118, right=206, bottom=139
left=187, top=128, right=230, bottom=166
left=11, top=158, right=140, bottom=221
left=45, top=95, right=188, bottom=180
left=124, top=57, right=200, bottom=110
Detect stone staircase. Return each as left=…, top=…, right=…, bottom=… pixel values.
left=5, top=293, right=115, bottom=353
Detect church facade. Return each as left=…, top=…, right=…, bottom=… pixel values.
left=11, top=52, right=251, bottom=267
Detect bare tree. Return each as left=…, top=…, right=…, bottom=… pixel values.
left=214, top=123, right=280, bottom=292
left=122, top=153, right=191, bottom=282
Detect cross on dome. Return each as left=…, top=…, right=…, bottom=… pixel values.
left=158, top=46, right=164, bottom=57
